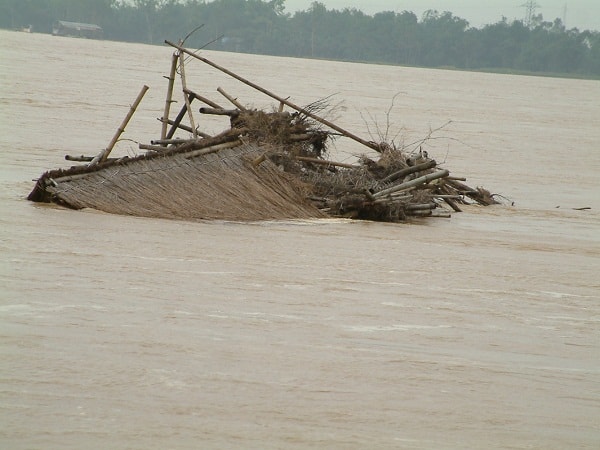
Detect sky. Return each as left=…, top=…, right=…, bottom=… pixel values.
left=283, top=1, right=600, bottom=31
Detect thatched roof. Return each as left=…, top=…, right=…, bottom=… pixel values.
left=29, top=141, right=325, bottom=221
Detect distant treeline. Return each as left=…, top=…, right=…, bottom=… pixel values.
left=2, top=0, right=600, bottom=77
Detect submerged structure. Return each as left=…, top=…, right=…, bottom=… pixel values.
left=52, top=21, right=103, bottom=39
left=28, top=41, right=497, bottom=222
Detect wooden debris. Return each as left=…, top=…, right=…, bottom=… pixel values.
left=28, top=43, right=499, bottom=223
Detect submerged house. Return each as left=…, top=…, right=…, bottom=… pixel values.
left=28, top=42, right=498, bottom=222
left=52, top=21, right=103, bottom=39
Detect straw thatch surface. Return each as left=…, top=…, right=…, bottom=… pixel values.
left=34, top=143, right=325, bottom=221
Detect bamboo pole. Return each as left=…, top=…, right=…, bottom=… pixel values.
left=380, top=159, right=436, bottom=183
left=65, top=155, right=95, bottom=162
left=139, top=143, right=170, bottom=152
left=407, top=210, right=433, bottom=217
left=183, top=140, right=242, bottom=159
left=178, top=52, right=197, bottom=138
left=159, top=117, right=211, bottom=138
left=372, top=169, right=449, bottom=199
left=199, top=107, right=239, bottom=116
left=217, top=87, right=246, bottom=110
left=430, top=210, right=452, bottom=218
left=65, top=154, right=121, bottom=162
left=443, top=197, right=463, bottom=212
left=166, top=93, right=196, bottom=139
left=293, top=156, right=358, bottom=169
left=150, top=138, right=188, bottom=145
left=165, top=40, right=383, bottom=153
left=89, top=84, right=149, bottom=166
left=405, top=202, right=437, bottom=211
left=183, top=88, right=223, bottom=109
left=161, top=52, right=179, bottom=140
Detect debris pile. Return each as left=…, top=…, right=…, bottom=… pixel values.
left=28, top=40, right=497, bottom=222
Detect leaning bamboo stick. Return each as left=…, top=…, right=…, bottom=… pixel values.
left=158, top=118, right=211, bottom=138
left=443, top=197, right=463, bottom=212
left=166, top=93, right=196, bottom=139
left=217, top=87, right=246, bottom=110
left=183, top=88, right=223, bottom=109
left=178, top=53, right=197, bottom=138
left=164, top=40, right=383, bottom=153
left=161, top=52, right=179, bottom=140
left=89, top=84, right=149, bottom=166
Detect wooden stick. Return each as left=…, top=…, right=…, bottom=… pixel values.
left=166, top=93, right=196, bottom=139
left=293, top=156, right=358, bottom=169
left=161, top=52, right=179, bottom=140
left=159, top=118, right=211, bottom=138
left=199, top=107, right=239, bottom=116
left=252, top=153, right=268, bottom=167
left=405, top=202, right=436, bottom=211
left=139, top=143, right=170, bottom=152
left=372, top=194, right=412, bottom=204
left=217, top=87, right=246, bottom=110
left=150, top=138, right=188, bottom=145
left=430, top=210, right=452, bottom=218
left=372, top=169, right=449, bottom=199
left=90, top=85, right=149, bottom=166
left=406, top=209, right=433, bottom=217
left=381, top=160, right=436, bottom=183
left=65, top=155, right=95, bottom=162
left=433, top=194, right=463, bottom=199
left=165, top=40, right=383, bottom=153
left=183, top=88, right=223, bottom=109
left=183, top=140, right=242, bottom=159
left=178, top=52, right=197, bottom=138
left=443, top=197, right=463, bottom=212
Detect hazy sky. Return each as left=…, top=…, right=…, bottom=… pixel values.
left=283, top=1, right=600, bottom=31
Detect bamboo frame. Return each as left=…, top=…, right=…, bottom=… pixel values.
left=165, top=40, right=383, bottom=153
left=161, top=52, right=179, bottom=140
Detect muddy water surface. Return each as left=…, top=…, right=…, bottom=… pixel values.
left=1, top=30, right=599, bottom=449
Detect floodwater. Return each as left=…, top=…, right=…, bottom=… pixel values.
left=1, top=29, right=599, bottom=449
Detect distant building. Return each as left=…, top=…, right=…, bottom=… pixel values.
left=52, top=21, right=103, bottom=39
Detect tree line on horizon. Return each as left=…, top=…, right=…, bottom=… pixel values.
left=2, top=0, right=599, bottom=77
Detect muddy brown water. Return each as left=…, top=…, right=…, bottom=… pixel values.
left=1, top=30, right=599, bottom=449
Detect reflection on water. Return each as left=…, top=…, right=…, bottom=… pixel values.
left=1, top=30, right=599, bottom=449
